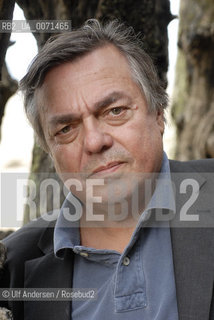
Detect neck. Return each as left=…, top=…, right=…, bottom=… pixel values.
left=79, top=175, right=157, bottom=252
left=80, top=204, right=140, bottom=253
left=80, top=222, right=136, bottom=254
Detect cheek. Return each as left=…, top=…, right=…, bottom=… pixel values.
left=51, top=145, right=81, bottom=174
left=121, top=120, right=150, bottom=147
left=121, top=120, right=163, bottom=163
left=115, top=124, right=148, bottom=165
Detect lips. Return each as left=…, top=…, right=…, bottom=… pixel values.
left=91, top=161, right=125, bottom=176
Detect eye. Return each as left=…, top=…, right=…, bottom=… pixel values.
left=101, top=105, right=132, bottom=125
left=110, top=107, right=124, bottom=115
left=106, top=106, right=129, bottom=117
left=57, top=125, right=71, bottom=135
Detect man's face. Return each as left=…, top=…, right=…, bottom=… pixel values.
left=37, top=45, right=164, bottom=204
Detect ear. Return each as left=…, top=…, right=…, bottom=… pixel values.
left=156, top=110, right=165, bottom=135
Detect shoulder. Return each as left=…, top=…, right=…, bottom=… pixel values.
left=3, top=214, right=55, bottom=247
left=0, top=216, right=56, bottom=312
left=3, top=214, right=56, bottom=266
left=169, top=158, right=214, bottom=173
left=0, top=214, right=57, bottom=292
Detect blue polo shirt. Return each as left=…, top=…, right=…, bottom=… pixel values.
left=54, top=152, right=178, bottom=319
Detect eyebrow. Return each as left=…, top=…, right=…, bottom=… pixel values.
left=93, top=91, right=131, bottom=110
left=48, top=91, right=131, bottom=128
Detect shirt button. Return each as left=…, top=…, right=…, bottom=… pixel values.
left=79, top=251, right=89, bottom=257
left=122, top=256, right=130, bottom=266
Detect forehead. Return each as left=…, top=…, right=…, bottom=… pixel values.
left=57, top=44, right=132, bottom=78
left=36, top=44, right=143, bottom=116
left=40, top=45, right=133, bottom=88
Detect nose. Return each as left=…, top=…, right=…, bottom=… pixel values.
left=83, top=117, right=113, bottom=154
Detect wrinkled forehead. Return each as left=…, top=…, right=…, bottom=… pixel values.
left=35, top=44, right=144, bottom=112
left=42, top=44, right=133, bottom=85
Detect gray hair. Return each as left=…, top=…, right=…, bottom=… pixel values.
left=20, top=19, right=168, bottom=152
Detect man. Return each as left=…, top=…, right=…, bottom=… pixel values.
left=1, top=20, right=214, bottom=320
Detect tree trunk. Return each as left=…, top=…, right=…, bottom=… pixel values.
left=15, top=0, right=172, bottom=223
left=0, top=0, right=17, bottom=139
left=171, top=0, right=214, bottom=160
left=0, top=62, right=18, bottom=139
left=0, top=0, right=15, bottom=77
left=96, top=0, right=173, bottom=84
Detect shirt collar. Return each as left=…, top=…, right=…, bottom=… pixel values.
left=54, top=193, right=80, bottom=258
left=146, top=152, right=175, bottom=212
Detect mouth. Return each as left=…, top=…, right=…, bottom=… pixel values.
left=90, top=161, right=126, bottom=177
